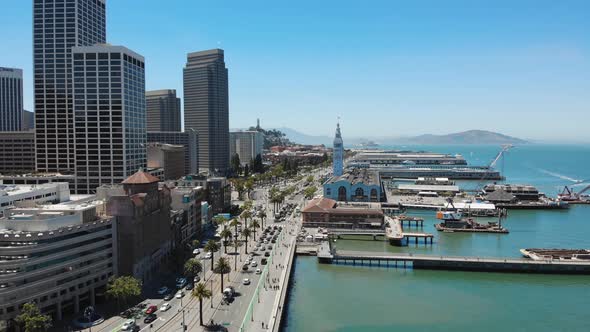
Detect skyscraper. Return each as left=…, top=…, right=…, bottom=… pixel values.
left=0, top=67, right=23, bottom=131
left=183, top=49, right=229, bottom=174
left=333, top=122, right=344, bottom=176
left=34, top=0, right=106, bottom=173
left=146, top=89, right=181, bottom=132
left=230, top=131, right=264, bottom=166
left=72, top=45, right=146, bottom=194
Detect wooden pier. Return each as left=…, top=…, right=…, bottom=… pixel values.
left=317, top=246, right=590, bottom=275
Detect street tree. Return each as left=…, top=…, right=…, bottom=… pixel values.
left=15, top=303, right=52, bottom=332
left=219, top=228, right=233, bottom=254
left=191, top=283, right=212, bottom=326
left=204, top=240, right=219, bottom=272
left=258, top=210, right=267, bottom=228
left=213, top=257, right=232, bottom=293
left=242, top=228, right=252, bottom=254
left=106, top=276, right=142, bottom=310
left=304, top=186, right=318, bottom=200
left=250, top=220, right=261, bottom=239
left=184, top=258, right=203, bottom=281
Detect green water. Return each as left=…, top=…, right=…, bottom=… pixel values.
left=284, top=145, right=590, bottom=332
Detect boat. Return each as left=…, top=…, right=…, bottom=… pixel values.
left=434, top=210, right=509, bottom=234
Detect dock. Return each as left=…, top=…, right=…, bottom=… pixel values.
left=317, top=246, right=590, bottom=275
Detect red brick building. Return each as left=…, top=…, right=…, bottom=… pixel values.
left=302, top=197, right=384, bottom=229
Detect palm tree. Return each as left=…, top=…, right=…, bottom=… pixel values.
left=219, top=228, right=232, bottom=254
left=242, top=228, right=252, bottom=254
left=213, top=257, right=232, bottom=293
left=192, top=283, right=212, bottom=326
left=212, top=215, right=227, bottom=230
left=250, top=220, right=261, bottom=239
left=204, top=240, right=219, bottom=272
left=184, top=258, right=203, bottom=282
left=191, top=239, right=200, bottom=250
left=258, top=210, right=267, bottom=228
left=241, top=209, right=252, bottom=229
left=229, top=219, right=241, bottom=240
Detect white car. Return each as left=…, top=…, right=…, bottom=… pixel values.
left=121, top=320, right=136, bottom=331
left=160, top=303, right=171, bottom=311
left=192, top=248, right=200, bottom=255
left=175, top=291, right=185, bottom=299
left=255, top=268, right=262, bottom=275
left=244, top=259, right=250, bottom=265
left=204, top=252, right=212, bottom=259
left=242, top=278, right=251, bottom=285
left=250, top=261, right=257, bottom=267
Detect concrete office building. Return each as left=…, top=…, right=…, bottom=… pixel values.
left=147, top=143, right=185, bottom=180
left=147, top=130, right=198, bottom=175
left=99, top=170, right=172, bottom=282
left=0, top=67, right=23, bottom=132
left=34, top=0, right=106, bottom=174
left=0, top=131, right=35, bottom=174
left=183, top=49, right=229, bottom=174
left=0, top=182, right=70, bottom=216
left=146, top=90, right=181, bottom=132
left=0, top=198, right=115, bottom=328
left=170, top=186, right=205, bottom=245
left=176, top=175, right=231, bottom=214
left=229, top=130, right=264, bottom=166
left=72, top=45, right=146, bottom=194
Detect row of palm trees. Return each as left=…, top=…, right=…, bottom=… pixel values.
left=186, top=209, right=268, bottom=326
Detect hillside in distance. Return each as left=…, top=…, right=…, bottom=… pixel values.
left=402, top=130, right=528, bottom=145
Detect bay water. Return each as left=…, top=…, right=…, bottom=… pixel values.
left=284, top=144, right=590, bottom=332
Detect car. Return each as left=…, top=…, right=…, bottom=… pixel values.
left=144, top=314, right=157, bottom=324
left=145, top=305, right=157, bottom=315
left=175, top=291, right=185, bottom=299
left=261, top=258, right=268, bottom=265
left=192, top=248, right=200, bottom=255
left=204, top=252, right=212, bottom=259
left=193, top=276, right=201, bottom=283
left=242, top=278, right=251, bottom=285
left=263, top=240, right=269, bottom=244
left=185, top=283, right=194, bottom=291
left=264, top=251, right=270, bottom=257
left=244, top=259, right=250, bottom=265
left=163, top=292, right=174, bottom=301
left=157, top=286, right=169, bottom=295
left=160, top=303, right=172, bottom=312
left=267, top=245, right=273, bottom=250
left=271, top=239, right=276, bottom=243
left=175, top=277, right=187, bottom=288
left=250, top=261, right=258, bottom=267
left=121, top=320, right=136, bottom=331
left=255, top=268, right=262, bottom=274
left=242, top=264, right=249, bottom=271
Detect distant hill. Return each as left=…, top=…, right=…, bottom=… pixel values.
left=403, top=130, right=527, bottom=145
left=274, top=127, right=332, bottom=146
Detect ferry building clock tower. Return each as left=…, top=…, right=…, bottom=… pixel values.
left=333, top=122, right=344, bottom=176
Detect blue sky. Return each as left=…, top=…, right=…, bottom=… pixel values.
left=1, top=0, right=589, bottom=142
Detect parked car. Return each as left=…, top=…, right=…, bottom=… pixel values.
left=193, top=248, right=200, bottom=255
left=185, top=283, right=194, bottom=291
left=242, top=264, right=249, bottom=271
left=204, top=252, right=212, bottom=259
left=144, top=314, right=157, bottom=324
left=193, top=276, right=201, bottom=283
left=145, top=305, right=157, bottom=315
left=176, top=277, right=187, bottom=289
left=255, top=268, right=262, bottom=274
left=175, top=291, right=185, bottom=299
left=157, top=286, right=169, bottom=295
left=250, top=261, right=258, bottom=267
left=163, top=292, right=174, bottom=301
left=261, top=258, right=268, bottom=265
left=160, top=303, right=171, bottom=312
left=264, top=252, right=270, bottom=257
left=242, top=278, right=251, bottom=285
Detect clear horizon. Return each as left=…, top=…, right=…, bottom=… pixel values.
left=1, top=0, right=588, bottom=142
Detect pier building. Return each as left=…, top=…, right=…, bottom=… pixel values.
left=323, top=169, right=384, bottom=202
left=302, top=197, right=384, bottom=229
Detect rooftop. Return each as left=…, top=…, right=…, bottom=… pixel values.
left=326, top=169, right=380, bottom=186
left=122, top=169, right=160, bottom=185
left=302, top=197, right=383, bottom=215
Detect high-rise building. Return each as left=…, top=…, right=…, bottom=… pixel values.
left=229, top=130, right=264, bottom=166
left=34, top=0, right=106, bottom=173
left=183, top=49, right=229, bottom=174
left=146, top=89, right=181, bottom=132
left=147, top=143, right=185, bottom=180
left=0, top=67, right=23, bottom=131
left=333, top=122, right=344, bottom=176
left=0, top=131, right=36, bottom=174
left=22, top=110, right=35, bottom=131
left=147, top=130, right=199, bottom=175
left=72, top=45, right=146, bottom=194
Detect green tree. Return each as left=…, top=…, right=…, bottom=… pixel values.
left=184, top=258, right=203, bottom=281
left=258, top=210, right=267, bottom=228
left=15, top=303, right=52, bottom=332
left=231, top=153, right=241, bottom=175
left=229, top=218, right=241, bottom=239
left=253, top=154, right=264, bottom=173
left=244, top=164, right=250, bottom=177
left=244, top=178, right=254, bottom=199
left=250, top=220, right=261, bottom=239
left=213, top=257, right=232, bottom=293
left=240, top=209, right=252, bottom=229
left=219, top=228, right=232, bottom=254
left=106, top=276, right=142, bottom=310
left=304, top=186, right=318, bottom=200
left=306, top=175, right=314, bottom=184
left=212, top=215, right=227, bottom=230
left=242, top=228, right=252, bottom=254
left=191, top=239, right=200, bottom=250
left=204, top=240, right=219, bottom=272
left=191, top=283, right=212, bottom=326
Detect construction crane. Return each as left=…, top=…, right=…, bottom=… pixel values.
left=558, top=184, right=590, bottom=201
left=475, top=144, right=513, bottom=194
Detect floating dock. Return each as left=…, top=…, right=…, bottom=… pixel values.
left=317, top=246, right=590, bottom=275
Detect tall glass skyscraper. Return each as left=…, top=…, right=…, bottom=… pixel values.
left=72, top=45, right=146, bottom=194
left=0, top=67, right=23, bottom=131
left=183, top=49, right=229, bottom=174
left=146, top=89, right=181, bottom=132
left=33, top=0, right=106, bottom=173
